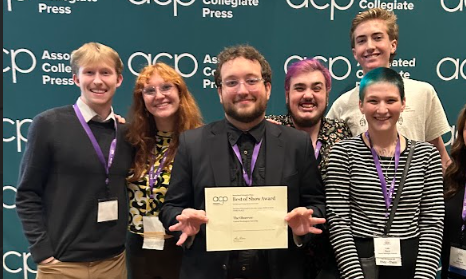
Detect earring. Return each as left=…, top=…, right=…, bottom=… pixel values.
left=398, top=115, right=403, bottom=125
left=359, top=115, right=367, bottom=126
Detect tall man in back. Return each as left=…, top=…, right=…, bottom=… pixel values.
left=327, top=8, right=451, bottom=172
left=160, top=45, right=326, bottom=279
left=16, top=42, right=133, bottom=279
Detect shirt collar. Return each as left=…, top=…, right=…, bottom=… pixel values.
left=226, top=118, right=266, bottom=146
left=76, top=97, right=115, bottom=123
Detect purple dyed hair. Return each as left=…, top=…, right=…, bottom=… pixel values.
left=284, top=58, right=332, bottom=93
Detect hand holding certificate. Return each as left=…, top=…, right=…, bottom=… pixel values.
left=168, top=186, right=326, bottom=251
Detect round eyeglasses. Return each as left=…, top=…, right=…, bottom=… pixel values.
left=220, top=77, right=264, bottom=90
left=142, top=84, right=174, bottom=96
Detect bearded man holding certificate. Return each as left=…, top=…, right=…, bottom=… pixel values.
left=159, top=45, right=326, bottom=279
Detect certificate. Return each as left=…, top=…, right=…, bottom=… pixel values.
left=205, top=186, right=288, bottom=251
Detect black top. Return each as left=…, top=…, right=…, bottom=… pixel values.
left=225, top=119, right=269, bottom=278
left=226, top=119, right=266, bottom=187
left=159, top=119, right=325, bottom=279
left=16, top=105, right=134, bottom=263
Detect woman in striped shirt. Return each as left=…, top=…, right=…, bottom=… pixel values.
left=326, top=67, right=444, bottom=279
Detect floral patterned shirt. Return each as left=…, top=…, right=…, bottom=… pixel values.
left=266, top=115, right=352, bottom=180
left=127, top=131, right=173, bottom=234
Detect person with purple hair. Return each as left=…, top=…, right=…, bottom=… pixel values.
left=267, top=58, right=352, bottom=180
left=267, top=58, right=351, bottom=278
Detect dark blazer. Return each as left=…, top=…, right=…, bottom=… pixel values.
left=159, top=119, right=325, bottom=279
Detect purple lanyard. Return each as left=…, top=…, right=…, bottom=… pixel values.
left=365, top=131, right=401, bottom=217
left=462, top=183, right=466, bottom=231
left=148, top=151, right=168, bottom=199
left=314, top=140, right=322, bottom=160
left=232, top=139, right=263, bottom=186
left=73, top=104, right=117, bottom=185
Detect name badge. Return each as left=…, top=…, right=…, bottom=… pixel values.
left=450, top=246, right=466, bottom=273
left=374, top=237, right=402, bottom=266
left=97, top=198, right=118, bottom=222
left=142, top=216, right=165, bottom=250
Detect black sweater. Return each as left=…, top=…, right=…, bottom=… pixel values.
left=16, top=105, right=134, bottom=263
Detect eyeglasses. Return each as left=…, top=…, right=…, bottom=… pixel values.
left=142, top=84, right=174, bottom=96
left=220, top=77, right=264, bottom=90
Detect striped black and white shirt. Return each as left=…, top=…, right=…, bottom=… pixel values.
left=326, top=136, right=444, bottom=279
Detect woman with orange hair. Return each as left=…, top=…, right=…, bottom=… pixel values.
left=126, top=62, right=203, bottom=279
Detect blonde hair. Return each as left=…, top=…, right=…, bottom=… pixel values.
left=350, top=8, right=399, bottom=62
left=70, top=42, right=124, bottom=75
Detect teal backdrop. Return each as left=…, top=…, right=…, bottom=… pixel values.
left=3, top=0, right=465, bottom=278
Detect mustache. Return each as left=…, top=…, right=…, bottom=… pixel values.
left=299, top=100, right=317, bottom=106
left=233, top=96, right=256, bottom=103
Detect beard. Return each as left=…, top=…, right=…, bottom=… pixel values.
left=287, top=103, right=325, bottom=128
left=224, top=97, right=268, bottom=124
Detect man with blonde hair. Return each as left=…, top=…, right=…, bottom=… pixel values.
left=16, top=42, right=133, bottom=278
left=327, top=8, right=451, bottom=172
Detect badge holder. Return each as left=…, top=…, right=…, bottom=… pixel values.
left=97, top=197, right=118, bottom=222
left=374, top=142, right=415, bottom=267
left=448, top=240, right=466, bottom=278
left=142, top=216, right=166, bottom=250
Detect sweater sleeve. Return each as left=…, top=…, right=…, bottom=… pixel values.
left=423, top=85, right=450, bottom=142
left=15, top=113, right=54, bottom=263
left=159, top=131, right=194, bottom=240
left=326, top=142, right=365, bottom=279
left=414, top=146, right=445, bottom=279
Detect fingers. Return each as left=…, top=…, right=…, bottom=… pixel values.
left=305, top=217, right=326, bottom=234
left=308, top=226, right=323, bottom=235
left=169, top=222, right=182, bottom=232
left=266, top=119, right=282, bottom=125
left=170, top=209, right=209, bottom=234
left=176, top=232, right=188, bottom=246
left=284, top=207, right=313, bottom=222
left=310, top=217, right=326, bottom=226
left=181, top=209, right=209, bottom=223
left=114, top=114, right=126, bottom=124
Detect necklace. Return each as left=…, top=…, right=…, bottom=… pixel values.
left=378, top=155, right=394, bottom=181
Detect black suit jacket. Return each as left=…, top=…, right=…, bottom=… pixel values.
left=160, top=119, right=325, bottom=279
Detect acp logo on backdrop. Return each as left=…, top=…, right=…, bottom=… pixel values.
left=3, top=48, right=37, bottom=83
left=436, top=58, right=466, bottom=81
left=128, top=52, right=199, bottom=78
left=286, top=0, right=354, bottom=20
left=3, top=117, right=32, bottom=153
left=284, top=55, right=352, bottom=80
left=3, top=251, right=36, bottom=279
left=128, top=0, right=196, bottom=16
left=441, top=0, right=465, bottom=12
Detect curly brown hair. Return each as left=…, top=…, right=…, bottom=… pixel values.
left=214, top=45, right=272, bottom=88
left=444, top=105, right=466, bottom=200
left=126, top=63, right=203, bottom=181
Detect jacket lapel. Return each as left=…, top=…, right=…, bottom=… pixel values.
left=208, top=121, right=231, bottom=186
left=265, top=122, right=284, bottom=185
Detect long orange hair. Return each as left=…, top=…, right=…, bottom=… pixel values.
left=126, top=63, right=203, bottom=181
